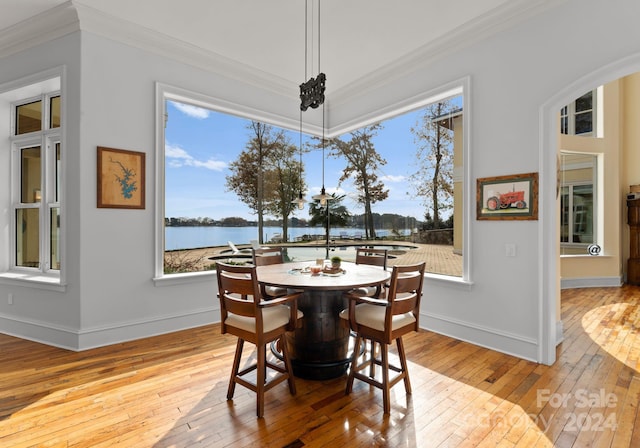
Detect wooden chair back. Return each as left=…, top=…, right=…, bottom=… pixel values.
left=355, top=247, right=389, bottom=270
left=252, top=247, right=284, bottom=266
left=216, top=262, right=263, bottom=334
left=384, top=262, right=426, bottom=338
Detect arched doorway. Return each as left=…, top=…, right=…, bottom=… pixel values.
left=540, top=54, right=640, bottom=365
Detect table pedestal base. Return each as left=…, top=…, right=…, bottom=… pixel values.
left=286, top=288, right=351, bottom=380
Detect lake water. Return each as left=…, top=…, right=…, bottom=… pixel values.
left=165, top=226, right=411, bottom=250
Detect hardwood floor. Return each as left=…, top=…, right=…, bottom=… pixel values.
left=1, top=286, right=639, bottom=447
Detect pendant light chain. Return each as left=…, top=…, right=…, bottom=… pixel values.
left=319, top=0, right=327, bottom=206
left=304, top=0, right=308, bottom=81
left=321, top=98, right=325, bottom=192
left=293, top=0, right=310, bottom=210
left=318, top=0, right=321, bottom=75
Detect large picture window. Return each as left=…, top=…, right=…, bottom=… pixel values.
left=156, top=83, right=468, bottom=282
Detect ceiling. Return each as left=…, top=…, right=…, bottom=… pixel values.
left=0, top=0, right=562, bottom=103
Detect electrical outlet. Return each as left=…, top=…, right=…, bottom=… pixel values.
left=8, top=293, right=13, bottom=305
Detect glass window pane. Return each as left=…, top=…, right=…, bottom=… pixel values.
left=575, top=91, right=593, bottom=113
left=16, top=100, right=42, bottom=134
left=54, top=142, right=61, bottom=202
left=574, top=111, right=593, bottom=134
left=21, top=146, right=41, bottom=203
left=50, top=207, right=60, bottom=270
left=572, top=185, right=593, bottom=243
left=560, top=152, right=597, bottom=255
left=16, top=208, right=40, bottom=268
left=50, top=96, right=60, bottom=128
left=560, top=187, right=568, bottom=243
left=560, top=115, right=568, bottom=134
left=164, top=94, right=464, bottom=277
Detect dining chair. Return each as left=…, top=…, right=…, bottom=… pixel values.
left=353, top=247, right=389, bottom=297
left=252, top=247, right=284, bottom=266
left=350, top=247, right=391, bottom=375
left=341, top=262, right=426, bottom=414
left=252, top=247, right=288, bottom=298
left=216, top=262, right=303, bottom=418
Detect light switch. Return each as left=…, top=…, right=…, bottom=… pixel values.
left=505, top=244, right=517, bottom=257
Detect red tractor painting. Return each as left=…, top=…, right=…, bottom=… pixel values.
left=486, top=187, right=527, bottom=210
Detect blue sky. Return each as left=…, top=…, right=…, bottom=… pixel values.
left=164, top=100, right=431, bottom=222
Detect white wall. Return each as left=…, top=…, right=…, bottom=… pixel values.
left=0, top=33, right=82, bottom=348
left=2, top=0, right=640, bottom=362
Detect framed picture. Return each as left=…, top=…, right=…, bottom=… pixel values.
left=97, top=146, right=145, bottom=209
left=477, top=172, right=538, bottom=220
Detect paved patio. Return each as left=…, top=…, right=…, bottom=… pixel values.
left=385, top=242, right=462, bottom=277
left=167, top=241, right=462, bottom=277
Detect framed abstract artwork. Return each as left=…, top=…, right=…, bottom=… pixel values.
left=97, top=146, right=145, bottom=209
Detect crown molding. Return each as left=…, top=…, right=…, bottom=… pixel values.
left=0, top=0, right=568, bottom=130
left=331, top=0, right=569, bottom=108
left=72, top=2, right=297, bottom=100
left=0, top=1, right=297, bottom=101
left=0, top=1, right=80, bottom=59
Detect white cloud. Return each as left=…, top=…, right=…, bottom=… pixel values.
left=381, top=174, right=406, bottom=182
left=171, top=102, right=210, bottom=119
left=189, top=158, right=228, bottom=171
left=165, top=144, right=192, bottom=160
left=165, top=143, right=227, bottom=171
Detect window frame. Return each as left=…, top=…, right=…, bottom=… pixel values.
left=560, top=87, right=603, bottom=137
left=153, top=79, right=472, bottom=288
left=10, top=92, right=62, bottom=274
left=560, top=182, right=595, bottom=248
left=559, top=151, right=600, bottom=256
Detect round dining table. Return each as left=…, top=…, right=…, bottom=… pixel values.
left=256, top=261, right=391, bottom=380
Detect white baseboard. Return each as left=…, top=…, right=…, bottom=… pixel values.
left=556, top=320, right=564, bottom=345
left=560, top=276, right=622, bottom=289
left=0, top=307, right=221, bottom=351
left=0, top=313, right=80, bottom=350
left=420, top=311, right=539, bottom=363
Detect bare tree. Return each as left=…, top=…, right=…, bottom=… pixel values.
left=410, top=101, right=456, bottom=228
left=328, top=125, right=389, bottom=239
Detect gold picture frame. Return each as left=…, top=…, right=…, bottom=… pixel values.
left=477, top=172, right=538, bottom=220
left=97, top=146, right=145, bottom=209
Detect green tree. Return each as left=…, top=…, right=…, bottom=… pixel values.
left=226, top=122, right=306, bottom=243
left=264, top=135, right=305, bottom=243
left=328, top=124, right=389, bottom=239
left=225, top=122, right=280, bottom=243
left=309, top=193, right=350, bottom=245
left=410, top=101, right=456, bottom=229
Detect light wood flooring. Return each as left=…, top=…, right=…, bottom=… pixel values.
left=1, top=285, right=639, bottom=447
